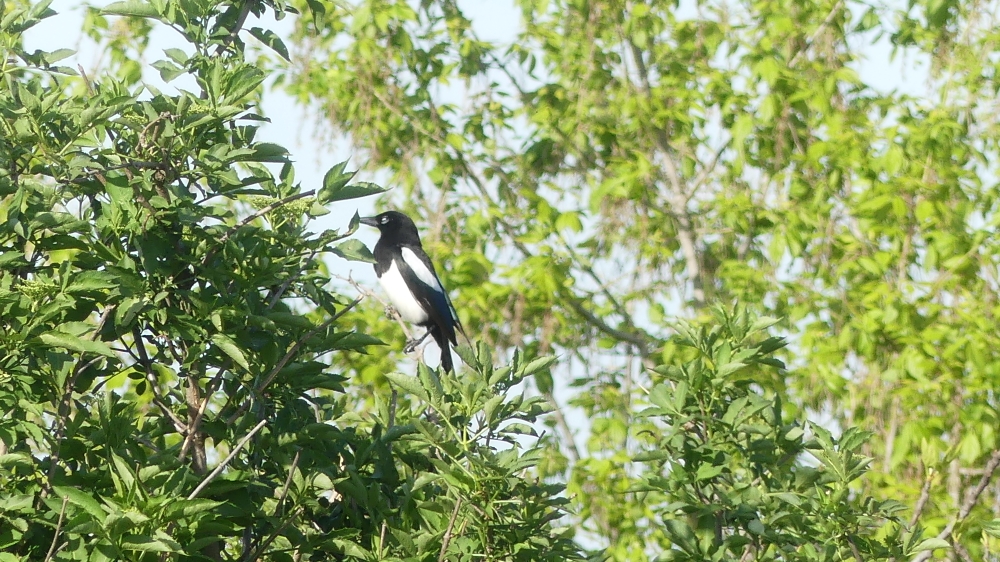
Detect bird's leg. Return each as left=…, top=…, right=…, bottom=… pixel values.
left=404, top=329, right=432, bottom=353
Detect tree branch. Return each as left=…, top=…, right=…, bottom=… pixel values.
left=438, top=497, right=463, bottom=562
left=188, top=419, right=268, bottom=500
left=912, top=449, right=1000, bottom=562
left=44, top=496, right=69, bottom=562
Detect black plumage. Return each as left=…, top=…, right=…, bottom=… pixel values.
left=361, top=211, right=464, bottom=372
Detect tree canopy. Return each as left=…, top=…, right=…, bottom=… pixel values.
left=2, top=0, right=1000, bottom=560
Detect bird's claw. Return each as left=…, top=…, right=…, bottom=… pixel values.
left=404, top=339, right=420, bottom=353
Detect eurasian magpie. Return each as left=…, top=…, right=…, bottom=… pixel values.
left=361, top=211, right=464, bottom=372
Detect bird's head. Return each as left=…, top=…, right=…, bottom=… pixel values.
left=360, top=211, right=420, bottom=240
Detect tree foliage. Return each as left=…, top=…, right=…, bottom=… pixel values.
left=0, top=0, right=576, bottom=560
left=280, top=0, right=1000, bottom=559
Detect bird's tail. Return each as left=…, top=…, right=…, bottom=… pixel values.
left=431, top=325, right=454, bottom=373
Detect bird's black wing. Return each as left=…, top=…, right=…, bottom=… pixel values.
left=396, top=245, right=460, bottom=345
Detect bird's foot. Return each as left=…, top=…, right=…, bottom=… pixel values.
left=404, top=330, right=432, bottom=353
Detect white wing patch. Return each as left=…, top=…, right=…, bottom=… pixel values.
left=379, top=259, right=430, bottom=324
left=401, top=247, right=444, bottom=292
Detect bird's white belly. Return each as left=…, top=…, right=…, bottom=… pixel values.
left=379, top=260, right=429, bottom=324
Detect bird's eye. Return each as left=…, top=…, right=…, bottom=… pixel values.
left=381, top=216, right=388, bottom=223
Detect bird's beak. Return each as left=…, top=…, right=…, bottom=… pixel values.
left=360, top=216, right=379, bottom=227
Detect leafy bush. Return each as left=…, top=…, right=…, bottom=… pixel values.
left=0, top=1, right=577, bottom=560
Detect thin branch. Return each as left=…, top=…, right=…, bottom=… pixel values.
left=187, top=419, right=268, bottom=500
left=912, top=449, right=1000, bottom=562
left=203, top=190, right=316, bottom=266
left=379, top=521, right=389, bottom=557
left=215, top=1, right=255, bottom=56
left=44, top=496, right=69, bottom=562
left=564, top=297, right=650, bottom=358
left=178, top=377, right=219, bottom=462
left=258, top=296, right=362, bottom=392
left=788, top=0, right=846, bottom=67
left=152, top=396, right=187, bottom=434
left=909, top=465, right=933, bottom=528
left=623, top=30, right=705, bottom=306
left=846, top=534, right=864, bottom=562
left=245, top=506, right=304, bottom=562
left=543, top=391, right=582, bottom=463
left=239, top=451, right=302, bottom=562
left=47, top=306, right=116, bottom=493
left=438, top=497, right=463, bottom=562
left=556, top=233, right=633, bottom=330
left=276, top=451, right=301, bottom=517
left=267, top=249, right=319, bottom=311
left=224, top=296, right=363, bottom=424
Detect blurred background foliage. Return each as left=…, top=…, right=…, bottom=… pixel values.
left=2, top=0, right=1000, bottom=559
left=277, top=0, right=1000, bottom=558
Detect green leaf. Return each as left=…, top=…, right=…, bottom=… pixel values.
left=161, top=499, right=222, bottom=521
left=223, top=66, right=266, bottom=103
left=520, top=356, right=556, bottom=377
left=248, top=27, right=291, bottom=61
left=40, top=331, right=115, bottom=358
left=913, top=538, right=950, bottom=552
left=210, top=333, right=250, bottom=371
left=52, top=486, right=106, bottom=523
left=748, top=316, right=781, bottom=333
left=101, top=1, right=161, bottom=18
left=43, top=48, right=74, bottom=64
left=329, top=239, right=374, bottom=263
left=248, top=142, right=289, bottom=163
left=716, top=361, right=746, bottom=378
left=0, top=251, right=26, bottom=267
left=384, top=372, right=429, bottom=401
left=120, top=535, right=180, bottom=552
left=329, top=331, right=383, bottom=351
left=65, top=271, right=118, bottom=293
left=317, top=161, right=385, bottom=203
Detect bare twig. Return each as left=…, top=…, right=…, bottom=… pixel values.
left=438, top=497, right=463, bottom=562
left=258, top=296, right=363, bottom=392
left=152, top=397, right=187, bottom=434
left=909, top=466, right=933, bottom=528
left=337, top=273, right=413, bottom=340
left=44, top=496, right=69, bottom=562
left=187, top=419, right=268, bottom=500
left=267, top=249, right=319, bottom=311
left=846, top=534, right=864, bottom=562
left=389, top=388, right=398, bottom=428
left=184, top=375, right=208, bottom=473
left=564, top=297, right=650, bottom=358
left=276, top=451, right=301, bottom=517
left=542, top=391, right=582, bottom=463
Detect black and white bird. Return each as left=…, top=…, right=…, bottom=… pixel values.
left=361, top=211, right=465, bottom=372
